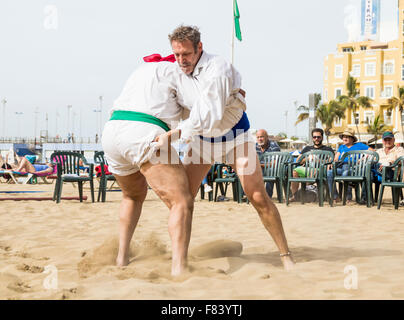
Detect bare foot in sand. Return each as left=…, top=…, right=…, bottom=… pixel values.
left=116, top=255, right=129, bottom=267
left=281, top=256, right=295, bottom=271
left=171, top=261, right=189, bottom=277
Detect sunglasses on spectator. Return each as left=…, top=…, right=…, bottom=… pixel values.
left=312, top=136, right=322, bottom=139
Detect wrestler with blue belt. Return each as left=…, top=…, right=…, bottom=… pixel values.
left=157, top=25, right=295, bottom=271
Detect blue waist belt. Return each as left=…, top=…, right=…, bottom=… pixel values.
left=199, top=112, right=250, bottom=143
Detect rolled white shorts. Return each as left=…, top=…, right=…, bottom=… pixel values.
left=102, top=120, right=167, bottom=176
left=183, top=131, right=256, bottom=165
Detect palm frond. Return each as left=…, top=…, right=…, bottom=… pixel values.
left=295, top=112, right=309, bottom=125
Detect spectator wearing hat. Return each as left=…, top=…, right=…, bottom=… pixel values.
left=327, top=128, right=370, bottom=201
left=374, top=131, right=404, bottom=182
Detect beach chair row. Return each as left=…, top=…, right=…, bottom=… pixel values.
left=200, top=150, right=404, bottom=210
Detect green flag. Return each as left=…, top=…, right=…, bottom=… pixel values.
left=234, top=0, right=242, bottom=41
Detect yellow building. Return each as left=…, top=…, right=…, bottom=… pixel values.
left=323, top=0, right=404, bottom=141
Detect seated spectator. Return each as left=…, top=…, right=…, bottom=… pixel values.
left=255, top=129, right=281, bottom=198
left=290, top=128, right=334, bottom=200
left=374, top=131, right=404, bottom=182
left=78, top=158, right=90, bottom=173
left=327, top=129, right=370, bottom=202
left=15, top=156, right=54, bottom=175
left=202, top=175, right=213, bottom=193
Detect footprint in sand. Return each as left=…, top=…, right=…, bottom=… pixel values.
left=0, top=245, right=12, bottom=252
left=17, top=264, right=44, bottom=273
left=7, top=281, right=32, bottom=293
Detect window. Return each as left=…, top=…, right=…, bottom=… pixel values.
left=360, top=46, right=367, bottom=51
left=364, top=111, right=375, bottom=124
left=335, top=88, right=342, bottom=99
left=365, top=62, right=376, bottom=76
left=401, top=64, right=404, bottom=80
left=334, top=117, right=342, bottom=127
left=365, top=86, right=375, bottom=99
left=351, top=64, right=361, bottom=77
left=335, top=65, right=343, bottom=78
left=383, top=61, right=395, bottom=75
left=343, top=47, right=353, bottom=52
left=324, top=89, right=328, bottom=101
left=352, top=112, right=360, bottom=125
left=384, top=110, right=392, bottom=125
left=382, top=86, right=393, bottom=98
left=325, top=67, right=328, bottom=80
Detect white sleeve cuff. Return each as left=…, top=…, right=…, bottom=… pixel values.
left=178, top=122, right=198, bottom=144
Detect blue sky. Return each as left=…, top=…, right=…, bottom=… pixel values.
left=0, top=0, right=398, bottom=140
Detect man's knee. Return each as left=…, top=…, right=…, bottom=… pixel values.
left=122, top=188, right=147, bottom=203
left=171, top=193, right=194, bottom=213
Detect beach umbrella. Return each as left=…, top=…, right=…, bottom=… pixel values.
left=292, top=140, right=307, bottom=145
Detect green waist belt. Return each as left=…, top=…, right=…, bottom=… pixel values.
left=110, top=110, right=170, bottom=132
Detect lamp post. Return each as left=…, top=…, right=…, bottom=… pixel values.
left=67, top=105, right=72, bottom=138
left=55, top=111, right=60, bottom=139
left=45, top=112, right=49, bottom=141
left=1, top=98, right=7, bottom=139
left=99, top=95, right=103, bottom=138
left=72, top=111, right=77, bottom=136
left=93, top=108, right=101, bottom=139
left=34, top=107, right=39, bottom=141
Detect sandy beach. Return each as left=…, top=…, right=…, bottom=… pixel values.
left=0, top=182, right=403, bottom=300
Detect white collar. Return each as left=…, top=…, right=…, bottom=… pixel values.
left=191, top=51, right=209, bottom=77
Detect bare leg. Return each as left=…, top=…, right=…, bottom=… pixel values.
left=140, top=147, right=194, bottom=276
left=184, top=162, right=213, bottom=198
left=290, top=170, right=300, bottom=199
left=16, top=157, right=35, bottom=173
left=232, top=142, right=295, bottom=271
left=114, top=171, right=148, bottom=267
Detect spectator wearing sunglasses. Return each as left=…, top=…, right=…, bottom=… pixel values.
left=290, top=128, right=334, bottom=200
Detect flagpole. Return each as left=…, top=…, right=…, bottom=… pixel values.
left=231, top=0, right=235, bottom=65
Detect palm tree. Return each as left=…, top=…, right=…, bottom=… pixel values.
left=316, top=100, right=346, bottom=145
left=366, top=115, right=389, bottom=149
left=338, top=75, right=372, bottom=141
left=388, top=86, right=404, bottom=139
left=295, top=93, right=322, bottom=125
left=277, top=132, right=287, bottom=139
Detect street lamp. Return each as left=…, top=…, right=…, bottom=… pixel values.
left=67, top=105, right=72, bottom=137
left=93, top=108, right=101, bottom=139
left=55, top=111, right=60, bottom=138
left=1, top=98, right=7, bottom=139
left=34, top=107, right=40, bottom=140
left=99, top=95, right=103, bottom=138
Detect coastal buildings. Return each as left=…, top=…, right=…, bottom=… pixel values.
left=323, top=0, right=404, bottom=141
